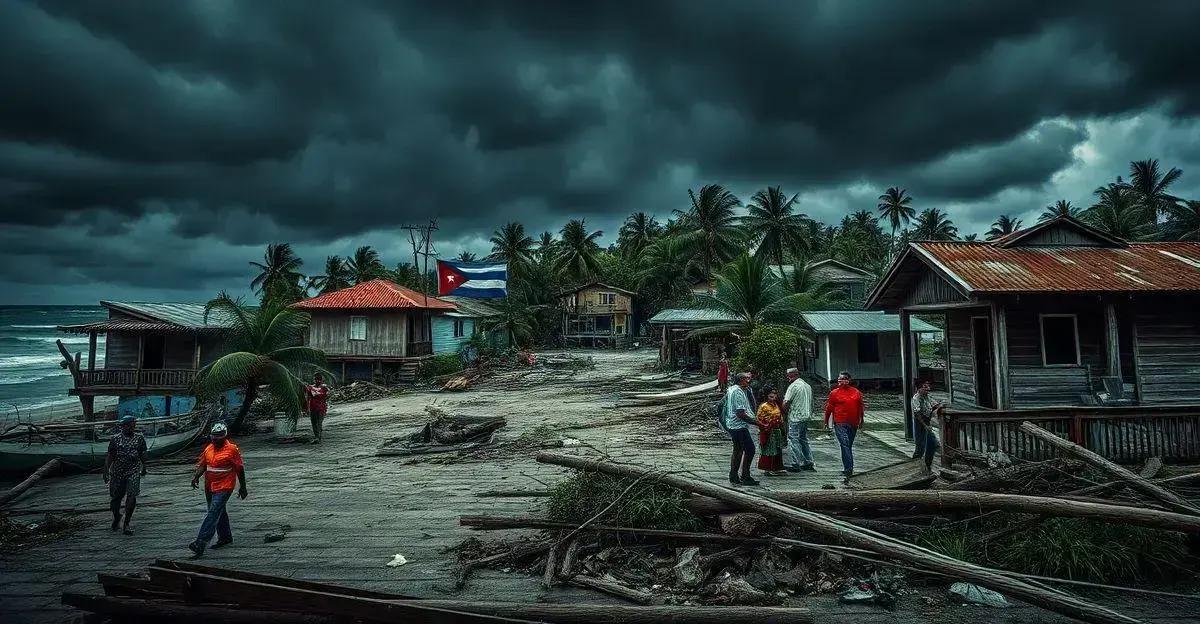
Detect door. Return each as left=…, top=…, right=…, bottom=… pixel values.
left=142, top=335, right=165, bottom=370
left=595, top=315, right=613, bottom=335
left=971, top=317, right=995, bottom=408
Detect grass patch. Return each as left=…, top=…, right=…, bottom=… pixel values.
left=420, top=353, right=464, bottom=379
left=546, top=470, right=702, bottom=531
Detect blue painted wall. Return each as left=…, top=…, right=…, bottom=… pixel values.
left=433, top=316, right=475, bottom=354
left=117, top=388, right=244, bottom=420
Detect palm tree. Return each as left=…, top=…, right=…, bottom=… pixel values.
left=675, top=184, right=744, bottom=283
left=877, top=187, right=916, bottom=258
left=1129, top=159, right=1183, bottom=219
left=1086, top=181, right=1153, bottom=241
left=310, top=256, right=352, bottom=294
left=455, top=251, right=478, bottom=263
left=1038, top=200, right=1081, bottom=223
left=783, top=258, right=848, bottom=310
left=910, top=208, right=958, bottom=241
left=555, top=219, right=604, bottom=283
left=1163, top=200, right=1200, bottom=242
left=616, top=212, right=663, bottom=259
left=688, top=253, right=809, bottom=338
left=250, top=243, right=304, bottom=301
left=745, top=186, right=809, bottom=273
left=987, top=215, right=1023, bottom=240
left=488, top=222, right=536, bottom=279
left=390, top=262, right=424, bottom=291
left=479, top=296, right=539, bottom=348
left=963, top=233, right=979, bottom=242
left=192, top=293, right=334, bottom=434
left=535, top=231, right=557, bottom=263
left=636, top=236, right=699, bottom=307
left=346, top=246, right=386, bottom=284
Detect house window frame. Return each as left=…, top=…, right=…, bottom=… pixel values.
left=599, top=292, right=617, bottom=305
left=453, top=318, right=466, bottom=338
left=1039, top=313, right=1081, bottom=367
left=856, top=332, right=881, bottom=364
left=349, top=316, right=368, bottom=341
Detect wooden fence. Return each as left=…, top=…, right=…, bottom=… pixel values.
left=79, top=369, right=196, bottom=389
left=942, top=405, right=1200, bottom=465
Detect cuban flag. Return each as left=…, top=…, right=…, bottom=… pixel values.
left=437, top=260, right=508, bottom=298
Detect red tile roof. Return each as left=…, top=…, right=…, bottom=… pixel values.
left=914, top=241, right=1200, bottom=293
left=293, top=279, right=457, bottom=310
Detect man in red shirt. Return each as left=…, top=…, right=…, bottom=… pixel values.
left=305, top=373, right=330, bottom=444
left=823, top=371, right=865, bottom=477
left=188, top=422, right=248, bottom=557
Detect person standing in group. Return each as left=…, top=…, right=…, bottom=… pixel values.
left=188, top=423, right=248, bottom=557
left=103, top=414, right=147, bottom=535
left=305, top=373, right=330, bottom=444
left=716, top=351, right=730, bottom=394
left=755, top=387, right=788, bottom=476
left=724, top=372, right=760, bottom=486
left=910, top=380, right=943, bottom=470
left=782, top=368, right=815, bottom=472
left=824, top=371, right=864, bottom=477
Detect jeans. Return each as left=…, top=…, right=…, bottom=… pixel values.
left=787, top=420, right=813, bottom=467
left=196, top=490, right=233, bottom=546
left=913, top=420, right=939, bottom=468
left=834, top=424, right=858, bottom=472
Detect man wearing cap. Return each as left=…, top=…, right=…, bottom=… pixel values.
left=188, top=422, right=248, bottom=557
left=103, top=414, right=147, bottom=535
left=782, top=368, right=815, bottom=472
left=724, top=372, right=761, bottom=486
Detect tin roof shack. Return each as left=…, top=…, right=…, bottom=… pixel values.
left=57, top=301, right=235, bottom=420
left=293, top=280, right=456, bottom=382
left=433, top=296, right=507, bottom=355
left=559, top=283, right=635, bottom=348
left=866, top=216, right=1200, bottom=463
left=692, top=259, right=875, bottom=305
left=646, top=308, right=739, bottom=372
left=798, top=311, right=939, bottom=387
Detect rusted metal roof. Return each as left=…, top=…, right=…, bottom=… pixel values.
left=914, top=241, right=1200, bottom=293
left=293, top=279, right=456, bottom=310
left=58, top=319, right=227, bottom=334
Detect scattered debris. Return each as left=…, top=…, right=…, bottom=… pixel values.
left=331, top=380, right=402, bottom=403
left=0, top=512, right=87, bottom=552
left=376, top=409, right=507, bottom=458
left=837, top=572, right=904, bottom=609
left=386, top=554, right=409, bottom=568
left=949, top=582, right=1009, bottom=608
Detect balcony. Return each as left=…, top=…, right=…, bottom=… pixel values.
left=566, top=303, right=630, bottom=315
left=75, top=368, right=197, bottom=395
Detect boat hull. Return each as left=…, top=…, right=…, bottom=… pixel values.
left=0, top=412, right=208, bottom=475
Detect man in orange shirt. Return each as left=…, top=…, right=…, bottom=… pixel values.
left=823, top=371, right=865, bottom=477
left=188, top=422, right=248, bottom=557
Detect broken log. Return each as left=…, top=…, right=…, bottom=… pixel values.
left=686, top=489, right=1199, bottom=533
left=558, top=538, right=582, bottom=581
left=1140, top=457, right=1164, bottom=479
left=1019, top=421, right=1200, bottom=516
left=567, top=574, right=654, bottom=605
left=63, top=594, right=343, bottom=624
left=940, top=459, right=1084, bottom=492
left=454, top=539, right=553, bottom=590
left=541, top=540, right=561, bottom=589
left=458, top=515, right=770, bottom=544
left=0, top=458, right=62, bottom=507
left=718, top=512, right=769, bottom=536
left=538, top=451, right=1139, bottom=624
left=475, top=489, right=551, bottom=498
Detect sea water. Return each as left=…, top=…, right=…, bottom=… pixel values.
left=0, top=306, right=110, bottom=422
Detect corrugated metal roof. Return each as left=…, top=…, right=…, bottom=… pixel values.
left=101, top=301, right=235, bottom=328
left=647, top=308, right=739, bottom=324
left=293, top=279, right=456, bottom=310
left=800, top=311, right=938, bottom=333
left=915, top=241, right=1200, bottom=293
left=59, top=319, right=227, bottom=334
left=439, top=296, right=500, bottom=318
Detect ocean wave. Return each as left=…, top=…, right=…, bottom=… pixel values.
left=8, top=325, right=58, bottom=329
left=12, top=336, right=92, bottom=345
left=0, top=354, right=63, bottom=369
left=0, top=372, right=55, bottom=385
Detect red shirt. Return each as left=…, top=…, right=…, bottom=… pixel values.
left=824, top=385, right=864, bottom=428
left=717, top=361, right=729, bottom=383
left=306, top=383, right=329, bottom=414
left=197, top=441, right=244, bottom=493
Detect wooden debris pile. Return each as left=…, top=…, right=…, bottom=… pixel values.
left=376, top=406, right=507, bottom=458
left=330, top=380, right=403, bottom=403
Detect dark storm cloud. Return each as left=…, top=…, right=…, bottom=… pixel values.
left=3, top=0, right=1200, bottom=302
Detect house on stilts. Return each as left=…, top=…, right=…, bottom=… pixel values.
left=865, top=216, right=1200, bottom=464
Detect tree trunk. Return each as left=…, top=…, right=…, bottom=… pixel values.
left=537, top=452, right=1138, bottom=624
left=0, top=458, right=62, bottom=507
left=231, top=383, right=257, bottom=434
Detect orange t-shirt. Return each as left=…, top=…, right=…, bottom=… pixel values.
left=197, top=441, right=244, bottom=493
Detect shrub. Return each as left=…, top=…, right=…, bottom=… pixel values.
left=420, top=353, right=464, bottom=379
left=732, top=323, right=800, bottom=387
left=546, top=471, right=701, bottom=531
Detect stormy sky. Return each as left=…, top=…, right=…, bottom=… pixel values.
left=3, top=0, right=1200, bottom=304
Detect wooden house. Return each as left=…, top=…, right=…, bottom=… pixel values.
left=433, top=296, right=507, bottom=355
left=645, top=308, right=738, bottom=371
left=866, top=216, right=1200, bottom=463
left=56, top=301, right=240, bottom=420
left=559, top=282, right=635, bottom=348
left=691, top=259, right=874, bottom=305
left=293, top=279, right=456, bottom=381
left=797, top=311, right=939, bottom=387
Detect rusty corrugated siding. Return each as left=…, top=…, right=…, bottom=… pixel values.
left=916, top=241, right=1200, bottom=292
left=293, top=279, right=456, bottom=310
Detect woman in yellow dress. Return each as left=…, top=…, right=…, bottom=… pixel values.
left=756, top=387, right=787, bottom=475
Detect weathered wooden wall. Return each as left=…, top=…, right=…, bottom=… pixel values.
left=902, top=271, right=967, bottom=308
left=1013, top=227, right=1110, bottom=246
left=816, top=332, right=903, bottom=382
left=307, top=311, right=409, bottom=357
left=1004, top=299, right=1105, bottom=407
left=563, top=286, right=632, bottom=312
left=945, top=309, right=977, bottom=407
left=1135, top=303, right=1200, bottom=405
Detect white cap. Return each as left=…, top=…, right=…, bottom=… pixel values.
left=786, top=367, right=799, bottom=375
left=210, top=422, right=229, bottom=438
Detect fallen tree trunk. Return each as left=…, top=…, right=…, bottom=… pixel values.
left=475, top=489, right=551, bottom=498
left=459, top=515, right=770, bottom=544
left=566, top=574, right=654, bottom=605
left=1019, top=421, right=1200, bottom=516
left=939, top=459, right=1084, bottom=492
left=686, top=489, right=1200, bottom=534
left=0, top=458, right=62, bottom=507
left=62, top=594, right=343, bottom=624
left=537, top=451, right=1139, bottom=624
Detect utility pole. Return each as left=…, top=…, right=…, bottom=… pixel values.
left=401, top=220, right=439, bottom=307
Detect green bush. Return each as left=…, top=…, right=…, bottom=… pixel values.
left=420, top=353, right=464, bottom=379
left=546, top=471, right=701, bottom=531
left=732, top=323, right=800, bottom=386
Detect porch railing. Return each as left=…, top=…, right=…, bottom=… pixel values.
left=942, top=405, right=1200, bottom=465
left=79, top=369, right=197, bottom=389
left=567, top=303, right=630, bottom=315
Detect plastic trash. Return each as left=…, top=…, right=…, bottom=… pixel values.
left=386, top=554, right=408, bottom=568
left=949, top=582, right=1009, bottom=607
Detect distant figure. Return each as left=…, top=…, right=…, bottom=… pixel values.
left=305, top=373, right=330, bottom=444
left=103, top=414, right=146, bottom=535
left=824, top=371, right=865, bottom=477
left=911, top=380, right=943, bottom=470
left=755, top=387, right=788, bottom=476
left=716, top=351, right=730, bottom=393
left=724, top=372, right=760, bottom=486
left=782, top=368, right=815, bottom=472
left=188, top=422, right=248, bottom=558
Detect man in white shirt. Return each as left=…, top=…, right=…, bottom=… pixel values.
left=782, top=368, right=815, bottom=472
left=724, top=372, right=760, bottom=486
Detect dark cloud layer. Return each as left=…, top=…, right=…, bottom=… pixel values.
left=3, top=0, right=1200, bottom=303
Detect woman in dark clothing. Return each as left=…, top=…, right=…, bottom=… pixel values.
left=103, top=414, right=147, bottom=535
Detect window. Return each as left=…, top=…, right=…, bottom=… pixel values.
left=453, top=319, right=465, bottom=338
left=856, top=333, right=880, bottom=363
left=349, top=316, right=367, bottom=341
left=599, top=292, right=616, bottom=305
left=1040, top=314, right=1080, bottom=366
